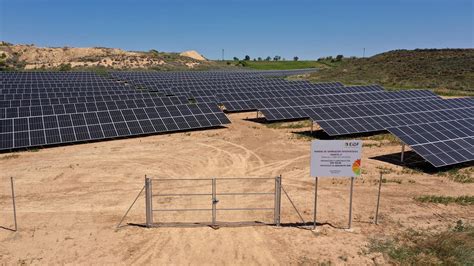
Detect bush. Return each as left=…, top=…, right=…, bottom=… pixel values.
left=58, top=63, right=72, bottom=71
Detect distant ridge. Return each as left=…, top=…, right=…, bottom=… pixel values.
left=0, top=42, right=212, bottom=71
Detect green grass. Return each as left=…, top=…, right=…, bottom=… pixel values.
left=231, top=60, right=326, bottom=70
left=366, top=220, right=474, bottom=265
left=308, top=49, right=474, bottom=96
left=265, top=120, right=312, bottom=129
left=382, top=178, right=403, bottom=184
left=415, top=195, right=474, bottom=205
left=361, top=133, right=400, bottom=145
left=438, top=167, right=474, bottom=183
left=375, top=166, right=395, bottom=174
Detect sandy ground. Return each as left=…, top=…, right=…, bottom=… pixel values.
left=1, top=113, right=473, bottom=264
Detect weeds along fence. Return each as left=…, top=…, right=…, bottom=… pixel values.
left=143, top=176, right=282, bottom=227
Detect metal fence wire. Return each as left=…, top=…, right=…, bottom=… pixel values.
left=144, top=176, right=282, bottom=227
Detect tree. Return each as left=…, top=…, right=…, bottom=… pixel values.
left=233, top=57, right=239, bottom=61
left=336, top=54, right=344, bottom=61
left=244, top=55, right=250, bottom=61
left=265, top=56, right=271, bottom=61
left=257, top=57, right=262, bottom=61
left=273, top=55, right=281, bottom=61
left=293, top=56, right=299, bottom=61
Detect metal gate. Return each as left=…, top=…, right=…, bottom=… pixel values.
left=144, top=176, right=282, bottom=227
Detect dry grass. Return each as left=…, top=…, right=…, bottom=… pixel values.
left=415, top=195, right=474, bottom=206
left=309, top=49, right=474, bottom=96
left=0, top=154, right=20, bottom=160
left=366, top=220, right=474, bottom=264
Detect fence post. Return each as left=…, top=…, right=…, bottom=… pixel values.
left=375, top=172, right=383, bottom=225
left=145, top=177, right=153, bottom=227
left=274, top=175, right=282, bottom=226
left=212, top=178, right=217, bottom=226
left=11, top=177, right=17, bottom=231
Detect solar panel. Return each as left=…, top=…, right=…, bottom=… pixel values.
left=303, top=98, right=474, bottom=136
left=259, top=90, right=441, bottom=121
left=387, top=118, right=473, bottom=167
left=0, top=103, right=230, bottom=151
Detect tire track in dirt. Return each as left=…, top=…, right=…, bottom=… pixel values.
left=249, top=154, right=309, bottom=177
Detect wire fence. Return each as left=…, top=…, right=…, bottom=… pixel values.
left=1, top=177, right=17, bottom=231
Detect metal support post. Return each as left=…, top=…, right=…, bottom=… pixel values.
left=401, top=144, right=405, bottom=162
left=212, top=178, right=217, bottom=226
left=256, top=111, right=259, bottom=119
left=145, top=176, right=153, bottom=227
left=274, top=175, right=282, bottom=226
left=313, top=177, right=318, bottom=229
left=11, top=177, right=17, bottom=231
left=375, top=172, right=383, bottom=225
left=348, top=177, right=354, bottom=229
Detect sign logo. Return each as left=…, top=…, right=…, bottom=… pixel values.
left=352, top=159, right=361, bottom=176
left=346, top=142, right=360, bottom=147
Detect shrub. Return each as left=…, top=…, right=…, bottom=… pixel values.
left=58, top=63, right=72, bottom=71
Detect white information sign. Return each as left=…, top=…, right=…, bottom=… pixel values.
left=310, top=140, right=362, bottom=178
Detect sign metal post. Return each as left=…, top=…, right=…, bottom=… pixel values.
left=310, top=140, right=362, bottom=230
left=313, top=177, right=318, bottom=229
left=348, top=176, right=354, bottom=229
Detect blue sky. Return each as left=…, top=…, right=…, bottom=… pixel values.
left=0, top=0, right=472, bottom=60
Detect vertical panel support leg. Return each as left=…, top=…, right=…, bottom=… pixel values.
left=401, top=144, right=405, bottom=162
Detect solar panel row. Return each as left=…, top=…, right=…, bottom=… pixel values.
left=304, top=98, right=474, bottom=135
left=387, top=119, right=473, bottom=167
left=0, top=103, right=230, bottom=151
left=0, top=95, right=190, bottom=108
left=258, top=90, right=441, bottom=121
left=0, top=71, right=234, bottom=151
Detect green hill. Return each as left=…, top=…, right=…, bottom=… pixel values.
left=309, top=49, right=474, bottom=96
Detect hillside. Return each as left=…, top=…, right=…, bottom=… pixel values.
left=0, top=42, right=213, bottom=71
left=309, top=49, right=474, bottom=95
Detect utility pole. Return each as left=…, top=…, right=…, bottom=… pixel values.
left=222, top=49, right=224, bottom=61
left=363, top=48, right=366, bottom=58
